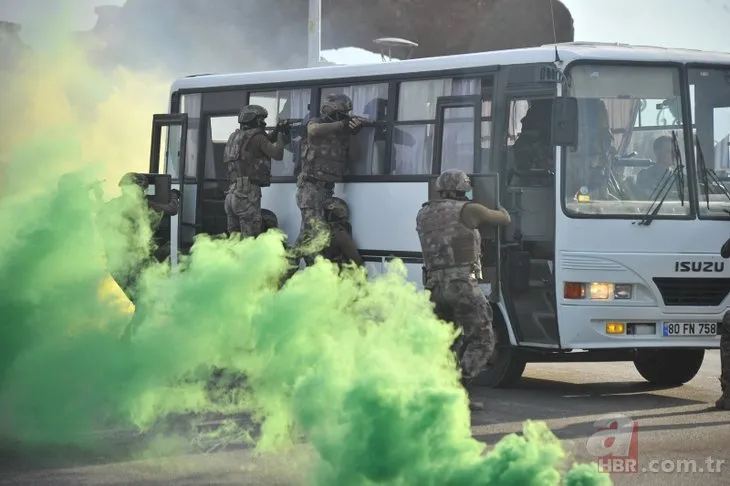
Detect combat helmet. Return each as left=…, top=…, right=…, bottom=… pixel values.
left=324, top=196, right=349, bottom=221
left=321, top=93, right=353, bottom=119
left=435, top=169, right=472, bottom=194
left=119, top=172, right=148, bottom=188
left=261, top=208, right=278, bottom=232
left=238, top=104, right=268, bottom=125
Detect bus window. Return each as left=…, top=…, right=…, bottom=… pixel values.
left=689, top=67, right=730, bottom=218
left=180, top=93, right=201, bottom=179
left=393, top=78, right=481, bottom=175
left=250, top=89, right=311, bottom=177
left=441, top=106, right=475, bottom=173
left=321, top=83, right=388, bottom=175
left=565, top=65, right=687, bottom=217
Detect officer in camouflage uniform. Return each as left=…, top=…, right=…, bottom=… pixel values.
left=320, top=197, right=363, bottom=268
left=223, top=104, right=286, bottom=238
left=416, top=169, right=511, bottom=410
left=717, top=237, right=730, bottom=409
left=294, top=94, right=364, bottom=262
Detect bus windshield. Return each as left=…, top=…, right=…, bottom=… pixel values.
left=689, top=67, right=730, bottom=218
left=564, top=64, right=689, bottom=218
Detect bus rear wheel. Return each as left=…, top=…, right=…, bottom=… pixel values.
left=633, top=348, right=705, bottom=386
left=472, top=313, right=526, bottom=388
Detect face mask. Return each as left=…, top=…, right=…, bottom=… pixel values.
left=465, top=190, right=473, bottom=200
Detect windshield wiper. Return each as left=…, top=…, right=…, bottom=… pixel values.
left=695, top=134, right=730, bottom=214
left=636, top=130, right=685, bottom=226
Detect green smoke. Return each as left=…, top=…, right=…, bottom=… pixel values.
left=0, top=76, right=611, bottom=486
left=0, top=136, right=611, bottom=485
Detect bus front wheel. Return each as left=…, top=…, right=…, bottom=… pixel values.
left=633, top=348, right=705, bottom=386
left=472, top=312, right=526, bottom=388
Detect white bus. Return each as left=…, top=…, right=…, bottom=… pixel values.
left=146, top=41, right=730, bottom=388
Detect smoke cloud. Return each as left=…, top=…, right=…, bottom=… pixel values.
left=0, top=2, right=611, bottom=485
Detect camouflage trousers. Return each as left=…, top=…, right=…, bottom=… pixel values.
left=224, top=182, right=262, bottom=238
left=718, top=311, right=730, bottom=409
left=427, top=276, right=495, bottom=381
left=294, top=177, right=334, bottom=262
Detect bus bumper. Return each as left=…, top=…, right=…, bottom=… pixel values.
left=558, top=305, right=722, bottom=349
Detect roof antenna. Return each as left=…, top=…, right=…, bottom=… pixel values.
left=549, top=0, right=562, bottom=63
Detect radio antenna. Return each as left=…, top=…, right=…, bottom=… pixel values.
left=549, top=0, right=562, bottom=63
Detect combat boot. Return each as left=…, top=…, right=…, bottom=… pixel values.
left=716, top=377, right=730, bottom=410
left=469, top=400, right=485, bottom=411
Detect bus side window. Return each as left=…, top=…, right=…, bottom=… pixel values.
left=321, top=84, right=389, bottom=176
left=250, top=89, right=311, bottom=177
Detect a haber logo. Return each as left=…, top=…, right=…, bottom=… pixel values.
left=586, top=413, right=639, bottom=474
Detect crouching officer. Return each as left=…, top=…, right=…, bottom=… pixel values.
left=416, top=169, right=511, bottom=410
left=320, top=196, right=363, bottom=269
left=717, top=238, right=730, bottom=409
left=223, top=104, right=286, bottom=238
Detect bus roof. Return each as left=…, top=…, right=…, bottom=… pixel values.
left=170, top=42, right=730, bottom=93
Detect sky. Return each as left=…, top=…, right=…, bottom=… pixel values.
left=2, top=0, right=730, bottom=62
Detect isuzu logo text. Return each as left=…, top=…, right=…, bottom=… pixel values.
left=674, top=261, right=725, bottom=272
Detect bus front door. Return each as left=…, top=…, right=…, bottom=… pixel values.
left=429, top=95, right=502, bottom=302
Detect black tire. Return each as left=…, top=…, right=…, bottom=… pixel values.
left=633, top=348, right=705, bottom=385
left=472, top=310, right=527, bottom=388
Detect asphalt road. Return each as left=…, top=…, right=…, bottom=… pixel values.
left=1, top=351, right=728, bottom=485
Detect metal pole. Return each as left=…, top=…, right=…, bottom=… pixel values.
left=307, top=0, right=321, bottom=67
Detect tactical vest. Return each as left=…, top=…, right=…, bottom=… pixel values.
left=301, top=117, right=349, bottom=183
left=223, top=128, right=272, bottom=187
left=416, top=199, right=482, bottom=279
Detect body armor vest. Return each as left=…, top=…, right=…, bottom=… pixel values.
left=223, top=128, right=272, bottom=187
left=301, top=117, right=349, bottom=183
left=416, top=199, right=482, bottom=279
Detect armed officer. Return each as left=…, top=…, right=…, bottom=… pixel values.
left=223, top=104, right=287, bottom=238
left=294, top=94, right=364, bottom=262
left=717, top=238, right=730, bottom=409
left=320, top=196, right=363, bottom=269
left=416, top=169, right=511, bottom=410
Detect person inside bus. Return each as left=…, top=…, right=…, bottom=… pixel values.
left=635, top=135, right=674, bottom=198
left=416, top=169, right=511, bottom=411
left=320, top=196, right=364, bottom=269
left=223, top=104, right=287, bottom=239
left=294, top=93, right=364, bottom=264
left=512, top=99, right=554, bottom=179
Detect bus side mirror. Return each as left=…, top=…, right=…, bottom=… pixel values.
left=552, top=97, right=578, bottom=147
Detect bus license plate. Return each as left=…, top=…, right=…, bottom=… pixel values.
left=662, top=322, right=717, bottom=337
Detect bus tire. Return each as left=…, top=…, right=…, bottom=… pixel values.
left=472, top=310, right=526, bottom=388
left=633, top=348, right=705, bottom=385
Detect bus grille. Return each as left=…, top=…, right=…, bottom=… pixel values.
left=652, top=277, right=730, bottom=306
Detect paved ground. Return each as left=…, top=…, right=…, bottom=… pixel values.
left=1, top=351, right=728, bottom=485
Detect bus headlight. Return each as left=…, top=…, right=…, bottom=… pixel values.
left=589, top=282, right=612, bottom=300
left=613, top=284, right=633, bottom=299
